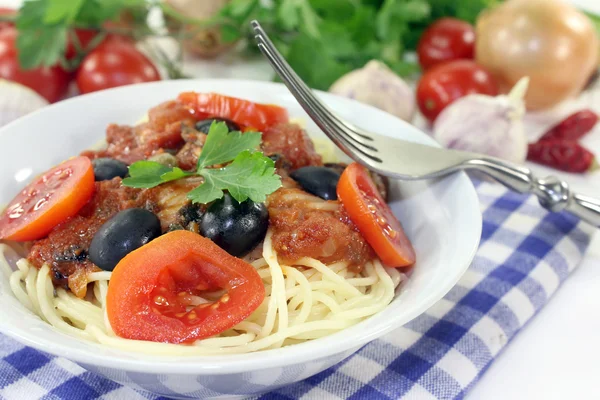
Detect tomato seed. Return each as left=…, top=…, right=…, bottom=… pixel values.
left=221, top=294, right=230, bottom=303
left=188, top=311, right=197, bottom=320
left=154, top=295, right=167, bottom=305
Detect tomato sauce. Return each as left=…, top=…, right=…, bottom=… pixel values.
left=28, top=179, right=153, bottom=297
left=262, top=123, right=323, bottom=170
left=266, top=188, right=373, bottom=271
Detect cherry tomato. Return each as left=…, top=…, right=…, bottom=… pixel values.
left=76, top=38, right=160, bottom=94
left=178, top=92, right=289, bottom=131
left=0, top=7, right=15, bottom=31
left=0, top=28, right=70, bottom=103
left=417, top=18, right=475, bottom=71
left=106, top=230, right=265, bottom=343
left=0, top=156, right=95, bottom=241
left=337, top=163, right=415, bottom=267
left=416, top=60, right=498, bottom=122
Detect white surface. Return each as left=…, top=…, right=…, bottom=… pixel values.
left=0, top=79, right=481, bottom=398
left=1, top=0, right=599, bottom=397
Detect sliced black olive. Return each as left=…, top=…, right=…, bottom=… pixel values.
left=89, top=208, right=161, bottom=271
left=195, top=118, right=240, bottom=134
left=290, top=166, right=341, bottom=200
left=178, top=203, right=205, bottom=226
left=200, top=193, right=268, bottom=257
left=52, top=245, right=87, bottom=263
left=91, top=158, right=128, bottom=181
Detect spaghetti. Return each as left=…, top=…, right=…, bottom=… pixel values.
left=2, top=231, right=403, bottom=355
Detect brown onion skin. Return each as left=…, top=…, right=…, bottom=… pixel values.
left=475, top=0, right=599, bottom=110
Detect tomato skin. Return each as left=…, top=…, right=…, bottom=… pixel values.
left=417, top=18, right=475, bottom=70
left=416, top=60, right=498, bottom=122
left=337, top=163, right=415, bottom=267
left=76, top=38, right=160, bottom=94
left=0, top=156, right=95, bottom=241
left=0, top=28, right=70, bottom=103
left=178, top=92, right=289, bottom=131
left=106, top=230, right=265, bottom=344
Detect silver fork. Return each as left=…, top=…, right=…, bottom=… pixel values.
left=251, top=21, right=600, bottom=227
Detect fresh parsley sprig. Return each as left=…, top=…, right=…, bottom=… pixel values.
left=122, top=122, right=282, bottom=204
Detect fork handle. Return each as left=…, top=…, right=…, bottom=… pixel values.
left=463, top=158, right=600, bottom=227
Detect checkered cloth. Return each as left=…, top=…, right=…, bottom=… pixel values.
left=0, top=180, right=594, bottom=400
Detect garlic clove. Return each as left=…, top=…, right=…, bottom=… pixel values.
left=0, top=79, right=49, bottom=128
left=329, top=60, right=416, bottom=122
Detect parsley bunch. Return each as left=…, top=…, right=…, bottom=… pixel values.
left=215, top=0, right=498, bottom=90
left=123, top=122, right=282, bottom=204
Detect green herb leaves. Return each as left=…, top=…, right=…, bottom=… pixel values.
left=190, top=151, right=281, bottom=204
left=14, top=0, right=146, bottom=69
left=196, top=122, right=261, bottom=169
left=123, top=122, right=281, bottom=205
left=214, top=0, right=496, bottom=90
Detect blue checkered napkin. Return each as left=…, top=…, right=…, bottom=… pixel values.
left=0, top=180, right=594, bottom=400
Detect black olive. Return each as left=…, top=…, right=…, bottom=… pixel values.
left=290, top=166, right=341, bottom=200
left=91, top=158, right=128, bottom=181
left=200, top=194, right=268, bottom=257
left=178, top=203, right=205, bottom=226
left=195, top=118, right=240, bottom=134
left=89, top=208, right=161, bottom=271
left=52, top=245, right=87, bottom=263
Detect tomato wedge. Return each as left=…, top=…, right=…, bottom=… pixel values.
left=337, top=163, right=416, bottom=267
left=0, top=156, right=95, bottom=241
left=106, top=230, right=265, bottom=344
left=178, top=92, right=289, bottom=131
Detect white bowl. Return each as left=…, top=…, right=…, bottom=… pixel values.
left=0, top=79, right=481, bottom=399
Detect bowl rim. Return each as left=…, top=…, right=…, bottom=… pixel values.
left=0, top=79, right=482, bottom=375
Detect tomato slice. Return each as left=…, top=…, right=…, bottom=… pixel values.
left=0, top=156, right=95, bottom=241
left=178, top=92, right=289, bottom=131
left=337, top=163, right=416, bottom=267
left=106, top=230, right=265, bottom=344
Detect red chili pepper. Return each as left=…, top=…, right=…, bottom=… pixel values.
left=527, top=140, right=597, bottom=173
left=539, top=110, right=598, bottom=142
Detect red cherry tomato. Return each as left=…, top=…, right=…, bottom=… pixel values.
left=0, top=28, right=70, bottom=103
left=0, top=156, right=95, bottom=241
left=76, top=38, right=160, bottom=94
left=106, top=230, right=265, bottom=343
left=417, top=18, right=475, bottom=70
left=178, top=92, right=289, bottom=131
left=337, top=163, right=415, bottom=267
left=416, top=60, right=498, bottom=122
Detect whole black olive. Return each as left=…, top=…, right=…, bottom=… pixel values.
left=290, top=166, right=341, bottom=200
left=91, top=158, right=128, bottom=181
left=195, top=118, right=240, bottom=134
left=200, top=194, right=268, bottom=257
left=89, top=208, right=161, bottom=271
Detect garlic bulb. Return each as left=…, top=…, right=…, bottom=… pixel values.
left=0, top=79, right=48, bottom=128
left=329, top=60, right=416, bottom=122
left=432, top=77, right=529, bottom=164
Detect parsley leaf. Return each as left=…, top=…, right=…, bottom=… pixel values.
left=190, top=151, right=281, bottom=204
left=122, top=161, right=172, bottom=188
left=196, top=122, right=262, bottom=169
left=123, top=122, right=281, bottom=205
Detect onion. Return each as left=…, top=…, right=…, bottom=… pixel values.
left=0, top=79, right=48, bottom=127
left=432, top=78, right=529, bottom=164
left=329, top=60, right=416, bottom=122
left=475, top=0, right=599, bottom=110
